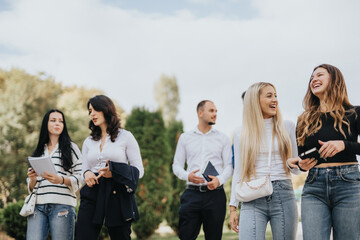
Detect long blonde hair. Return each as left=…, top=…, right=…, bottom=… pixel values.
left=240, top=82, right=292, bottom=182
left=297, top=64, right=353, bottom=146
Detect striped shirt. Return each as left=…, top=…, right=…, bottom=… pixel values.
left=28, top=142, right=83, bottom=207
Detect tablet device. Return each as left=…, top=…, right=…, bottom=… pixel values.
left=27, top=156, right=57, bottom=176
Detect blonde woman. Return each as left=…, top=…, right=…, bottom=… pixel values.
left=287, top=64, right=360, bottom=240
left=229, top=82, right=300, bottom=240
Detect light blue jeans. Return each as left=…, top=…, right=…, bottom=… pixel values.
left=238, top=179, right=298, bottom=240
left=26, top=204, right=76, bottom=240
left=301, top=164, right=360, bottom=240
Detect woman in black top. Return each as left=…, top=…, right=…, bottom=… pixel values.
left=287, top=64, right=360, bottom=240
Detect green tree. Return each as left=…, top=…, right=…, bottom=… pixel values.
left=0, top=68, right=61, bottom=206
left=0, top=68, right=120, bottom=207
left=57, top=86, right=126, bottom=147
left=125, top=108, right=172, bottom=240
left=153, top=74, right=180, bottom=126
left=56, top=86, right=103, bottom=147
left=153, top=74, right=185, bottom=234
left=164, top=120, right=185, bottom=235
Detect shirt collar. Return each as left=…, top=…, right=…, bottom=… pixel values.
left=193, top=126, right=217, bottom=135
left=44, top=143, right=59, bottom=157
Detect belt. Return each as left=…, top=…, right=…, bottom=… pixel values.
left=186, top=185, right=223, bottom=192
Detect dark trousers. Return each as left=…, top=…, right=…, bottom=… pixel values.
left=178, top=188, right=226, bottom=240
left=76, top=185, right=131, bottom=240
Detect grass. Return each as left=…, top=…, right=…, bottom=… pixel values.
left=134, top=225, right=273, bottom=239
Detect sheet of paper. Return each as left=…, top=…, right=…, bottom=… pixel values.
left=28, top=156, right=57, bottom=176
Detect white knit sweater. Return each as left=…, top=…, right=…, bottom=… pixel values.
left=27, top=142, right=83, bottom=207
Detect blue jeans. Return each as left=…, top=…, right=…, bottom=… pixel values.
left=238, top=179, right=298, bottom=240
left=26, top=204, right=76, bottom=240
left=301, top=164, right=360, bottom=240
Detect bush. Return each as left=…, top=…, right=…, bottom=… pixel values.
left=164, top=121, right=185, bottom=235
left=2, top=201, right=27, bottom=240
left=0, top=208, right=5, bottom=231
left=126, top=108, right=172, bottom=240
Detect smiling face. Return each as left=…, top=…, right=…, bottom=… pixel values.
left=89, top=103, right=106, bottom=128
left=259, top=85, right=277, bottom=119
left=310, top=67, right=330, bottom=100
left=198, top=101, right=217, bottom=125
left=48, top=112, right=64, bottom=137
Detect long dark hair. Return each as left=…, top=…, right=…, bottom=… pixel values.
left=32, top=109, right=73, bottom=171
left=87, top=95, right=121, bottom=142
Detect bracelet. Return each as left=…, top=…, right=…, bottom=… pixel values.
left=61, top=176, right=65, bottom=184
left=83, top=169, right=91, bottom=178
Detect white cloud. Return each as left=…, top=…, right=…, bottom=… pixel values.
left=0, top=0, right=359, bottom=137
left=185, top=0, right=212, bottom=4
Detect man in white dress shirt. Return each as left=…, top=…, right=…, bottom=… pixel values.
left=172, top=100, right=233, bottom=240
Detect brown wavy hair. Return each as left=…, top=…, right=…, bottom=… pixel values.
left=87, top=95, right=121, bottom=142
left=297, top=64, right=353, bottom=146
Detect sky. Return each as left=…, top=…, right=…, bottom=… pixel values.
left=1, top=0, right=360, bottom=137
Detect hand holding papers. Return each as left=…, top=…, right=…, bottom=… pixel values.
left=27, top=156, right=57, bottom=176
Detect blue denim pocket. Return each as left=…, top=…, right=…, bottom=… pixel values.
left=339, top=170, right=360, bottom=183
left=277, top=180, right=293, bottom=190
left=305, top=171, right=317, bottom=184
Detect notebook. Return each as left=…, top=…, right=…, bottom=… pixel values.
left=201, top=161, right=219, bottom=182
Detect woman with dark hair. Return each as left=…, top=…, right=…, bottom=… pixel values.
left=26, top=109, right=82, bottom=240
left=76, top=95, right=144, bottom=240
left=287, top=64, right=360, bottom=239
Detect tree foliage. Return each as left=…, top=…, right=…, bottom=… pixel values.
left=0, top=69, right=61, bottom=206
left=164, top=120, right=185, bottom=235
left=0, top=68, right=123, bottom=207
left=153, top=74, right=180, bottom=126
left=125, top=108, right=172, bottom=240
left=56, top=86, right=104, bottom=146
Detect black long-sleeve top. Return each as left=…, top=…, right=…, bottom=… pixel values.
left=297, top=106, right=360, bottom=166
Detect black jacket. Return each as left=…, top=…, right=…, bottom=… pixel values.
left=91, top=162, right=140, bottom=226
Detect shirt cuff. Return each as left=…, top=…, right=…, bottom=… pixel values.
left=286, top=161, right=301, bottom=175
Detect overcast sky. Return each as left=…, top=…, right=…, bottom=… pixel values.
left=1, top=0, right=360, bottom=137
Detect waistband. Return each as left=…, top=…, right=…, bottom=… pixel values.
left=186, top=185, right=223, bottom=192
left=310, top=164, right=359, bottom=174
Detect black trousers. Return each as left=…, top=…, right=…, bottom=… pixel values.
left=76, top=185, right=131, bottom=240
left=178, top=188, right=226, bottom=240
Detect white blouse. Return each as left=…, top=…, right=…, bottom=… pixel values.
left=82, top=129, right=144, bottom=179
